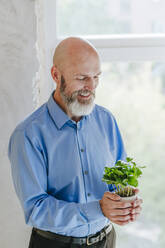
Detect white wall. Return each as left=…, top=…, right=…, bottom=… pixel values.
left=0, top=0, right=38, bottom=247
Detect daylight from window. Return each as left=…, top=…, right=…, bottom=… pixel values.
left=96, top=62, right=165, bottom=247
left=57, top=0, right=165, bottom=36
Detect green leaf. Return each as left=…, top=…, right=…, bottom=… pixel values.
left=116, top=160, right=122, bottom=166
left=114, top=169, right=124, bottom=176
left=122, top=179, right=128, bottom=186
left=128, top=176, right=138, bottom=187
left=126, top=157, right=133, bottom=162
left=135, top=167, right=142, bottom=177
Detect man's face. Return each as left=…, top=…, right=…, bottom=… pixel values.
left=59, top=53, right=101, bottom=117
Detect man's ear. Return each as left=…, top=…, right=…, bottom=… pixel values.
left=51, top=65, right=60, bottom=83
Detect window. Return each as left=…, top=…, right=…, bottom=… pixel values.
left=120, top=0, right=131, bottom=15
left=56, top=0, right=165, bottom=36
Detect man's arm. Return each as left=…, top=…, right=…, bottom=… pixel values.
left=8, top=128, right=106, bottom=233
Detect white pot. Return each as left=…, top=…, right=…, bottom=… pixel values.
left=120, top=195, right=137, bottom=202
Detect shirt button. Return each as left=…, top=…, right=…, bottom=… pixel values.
left=80, top=148, right=84, bottom=152
left=87, top=193, right=91, bottom=197
left=84, top=170, right=88, bottom=175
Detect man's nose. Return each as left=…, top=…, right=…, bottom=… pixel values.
left=84, top=78, right=97, bottom=91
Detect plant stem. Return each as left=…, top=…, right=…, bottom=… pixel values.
left=127, top=186, right=129, bottom=197
left=130, top=187, right=133, bottom=196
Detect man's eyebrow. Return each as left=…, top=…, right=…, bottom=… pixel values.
left=96, top=71, right=102, bottom=75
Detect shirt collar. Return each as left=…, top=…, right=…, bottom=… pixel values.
left=47, top=91, right=70, bottom=129
left=47, top=90, right=90, bottom=130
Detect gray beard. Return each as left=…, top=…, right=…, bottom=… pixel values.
left=60, top=88, right=95, bottom=117
left=67, top=96, right=95, bottom=117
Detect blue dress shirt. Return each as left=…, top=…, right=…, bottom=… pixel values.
left=8, top=91, right=126, bottom=237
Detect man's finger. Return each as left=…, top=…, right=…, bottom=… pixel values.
left=131, top=206, right=142, bottom=214
left=104, top=192, right=121, bottom=201
left=132, top=197, right=143, bottom=208
left=111, top=214, right=131, bottom=222
left=114, top=201, right=132, bottom=209
left=130, top=213, right=140, bottom=222
left=109, top=207, right=132, bottom=216
left=134, top=188, right=139, bottom=195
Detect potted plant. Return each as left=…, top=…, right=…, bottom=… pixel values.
left=102, top=157, right=145, bottom=201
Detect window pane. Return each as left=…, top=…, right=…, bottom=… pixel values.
left=96, top=61, right=165, bottom=248
left=57, top=0, right=165, bottom=36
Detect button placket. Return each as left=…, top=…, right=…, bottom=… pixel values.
left=76, top=127, right=88, bottom=201
left=76, top=125, right=92, bottom=201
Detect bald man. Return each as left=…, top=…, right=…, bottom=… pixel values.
left=8, top=37, right=142, bottom=248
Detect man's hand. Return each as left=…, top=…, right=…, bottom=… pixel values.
left=99, top=191, right=143, bottom=226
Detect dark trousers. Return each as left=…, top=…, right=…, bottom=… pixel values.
left=28, top=226, right=116, bottom=248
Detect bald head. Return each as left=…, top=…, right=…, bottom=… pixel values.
left=53, top=37, right=99, bottom=71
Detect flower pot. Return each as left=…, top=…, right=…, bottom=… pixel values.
left=120, top=194, right=137, bottom=202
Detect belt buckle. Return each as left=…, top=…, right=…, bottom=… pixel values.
left=86, top=226, right=108, bottom=246
left=100, top=230, right=105, bottom=241
left=86, top=236, right=93, bottom=246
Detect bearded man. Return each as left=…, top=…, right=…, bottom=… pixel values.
left=8, top=37, right=142, bottom=248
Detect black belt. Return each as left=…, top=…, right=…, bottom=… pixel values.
left=33, top=224, right=112, bottom=246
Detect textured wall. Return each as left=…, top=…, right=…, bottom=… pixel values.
left=0, top=0, right=38, bottom=247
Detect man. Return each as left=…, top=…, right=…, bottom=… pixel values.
left=8, top=37, right=142, bottom=248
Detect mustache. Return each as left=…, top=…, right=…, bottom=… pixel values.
left=61, top=89, right=95, bottom=104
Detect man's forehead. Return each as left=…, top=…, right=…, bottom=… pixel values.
left=68, top=60, right=101, bottom=76
left=70, top=61, right=101, bottom=74
left=73, top=71, right=102, bottom=77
